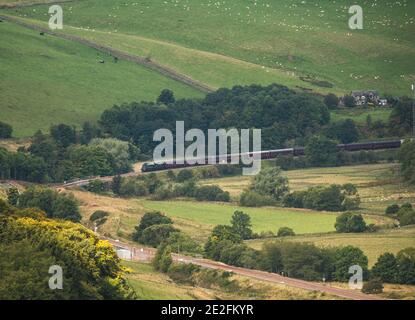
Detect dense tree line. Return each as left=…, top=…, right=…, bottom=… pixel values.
left=0, top=124, right=139, bottom=183
left=109, top=171, right=230, bottom=202
left=100, top=84, right=330, bottom=153
left=0, top=203, right=135, bottom=299
left=203, top=214, right=415, bottom=284
left=204, top=221, right=369, bottom=282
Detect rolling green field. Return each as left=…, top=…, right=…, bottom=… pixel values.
left=142, top=200, right=384, bottom=236
left=0, top=20, right=201, bottom=136
left=247, top=226, right=415, bottom=267
left=2, top=0, right=414, bottom=96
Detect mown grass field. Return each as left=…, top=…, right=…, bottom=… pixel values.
left=142, top=200, right=384, bottom=235
left=3, top=0, right=414, bottom=96
left=247, top=226, right=415, bottom=267
left=0, top=21, right=201, bottom=136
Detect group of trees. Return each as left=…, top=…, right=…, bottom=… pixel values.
left=0, top=203, right=135, bottom=299
left=204, top=218, right=371, bottom=282
left=371, top=248, right=415, bottom=284
left=7, top=187, right=81, bottom=222
left=132, top=211, right=200, bottom=253
left=283, top=183, right=361, bottom=212
left=385, top=203, right=415, bottom=227
left=0, top=123, right=140, bottom=183
left=203, top=213, right=415, bottom=285
left=335, top=212, right=368, bottom=233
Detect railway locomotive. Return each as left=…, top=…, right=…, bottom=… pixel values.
left=141, top=140, right=403, bottom=173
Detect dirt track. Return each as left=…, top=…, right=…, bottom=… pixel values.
left=0, top=14, right=214, bottom=93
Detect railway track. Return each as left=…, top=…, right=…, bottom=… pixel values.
left=105, top=238, right=385, bottom=301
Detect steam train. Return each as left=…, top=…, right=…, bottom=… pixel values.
left=141, top=140, right=403, bottom=173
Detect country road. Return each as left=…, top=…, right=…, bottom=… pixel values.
left=106, top=238, right=385, bottom=301
left=0, top=14, right=214, bottom=94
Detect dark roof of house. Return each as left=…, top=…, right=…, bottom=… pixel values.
left=351, top=90, right=378, bottom=97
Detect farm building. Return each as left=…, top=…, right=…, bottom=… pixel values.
left=344, top=90, right=388, bottom=107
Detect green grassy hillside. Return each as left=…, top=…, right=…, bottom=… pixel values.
left=0, top=21, right=201, bottom=136
left=3, top=0, right=414, bottom=96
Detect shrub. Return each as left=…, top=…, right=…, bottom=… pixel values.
left=194, top=185, right=230, bottom=202
left=397, top=206, right=415, bottom=226
left=0, top=121, right=13, bottom=138
left=166, top=170, right=176, bottom=181
left=152, top=184, right=175, bottom=200
left=335, top=212, right=367, bottom=233
left=343, top=95, right=356, bottom=108
left=362, top=279, right=383, bottom=294
left=90, top=210, right=109, bottom=222
left=166, top=232, right=202, bottom=254
left=324, top=93, right=339, bottom=109
left=167, top=263, right=200, bottom=285
left=277, top=227, right=295, bottom=237
left=217, top=164, right=241, bottom=176
left=385, top=204, right=400, bottom=215
left=119, top=179, right=148, bottom=197
left=199, top=166, right=220, bottom=179
left=282, top=191, right=306, bottom=208
left=173, top=180, right=197, bottom=197
left=239, top=190, right=276, bottom=207
left=153, top=243, right=173, bottom=273
left=6, top=187, right=19, bottom=206
left=176, top=169, right=194, bottom=182
left=140, top=224, right=179, bottom=247
left=85, top=179, right=107, bottom=193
